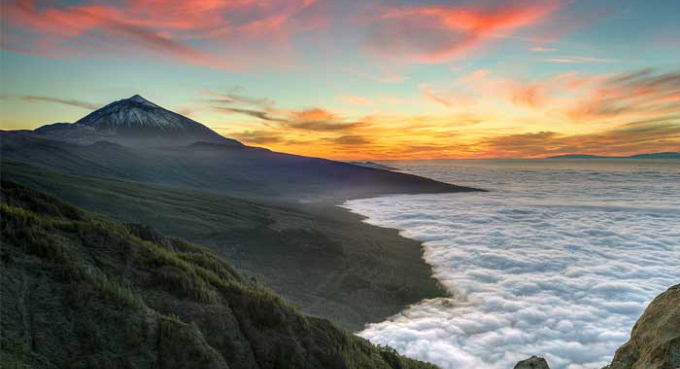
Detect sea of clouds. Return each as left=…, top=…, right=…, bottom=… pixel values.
left=343, top=160, right=680, bottom=369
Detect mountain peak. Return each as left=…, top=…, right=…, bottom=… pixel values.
left=34, top=95, right=243, bottom=147
left=124, top=94, right=159, bottom=108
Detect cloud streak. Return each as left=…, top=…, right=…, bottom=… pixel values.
left=2, top=95, right=99, bottom=110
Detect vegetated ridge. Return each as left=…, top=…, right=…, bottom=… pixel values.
left=0, top=180, right=437, bottom=369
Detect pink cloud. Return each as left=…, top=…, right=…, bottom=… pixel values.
left=420, top=84, right=476, bottom=108
left=459, top=69, right=493, bottom=84
left=2, top=0, right=321, bottom=70
left=365, top=0, right=562, bottom=63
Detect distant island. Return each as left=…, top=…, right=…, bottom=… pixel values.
left=546, top=152, right=680, bottom=159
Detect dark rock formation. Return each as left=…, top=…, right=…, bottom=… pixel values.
left=514, top=356, right=550, bottom=369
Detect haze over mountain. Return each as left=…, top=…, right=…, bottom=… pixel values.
left=34, top=95, right=243, bottom=147
left=1, top=95, right=478, bottom=331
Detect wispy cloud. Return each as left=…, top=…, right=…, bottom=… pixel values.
left=477, top=121, right=680, bottom=158
left=420, top=84, right=476, bottom=108
left=329, top=135, right=371, bottom=145
left=540, top=56, right=620, bottom=64
left=340, top=95, right=373, bottom=106
left=529, top=46, right=557, bottom=52
left=228, top=130, right=283, bottom=144
left=566, top=68, right=680, bottom=121
left=2, top=94, right=99, bottom=110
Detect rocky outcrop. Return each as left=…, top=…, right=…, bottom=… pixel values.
left=514, top=356, right=550, bottom=369
left=605, top=284, right=680, bottom=369
left=514, top=285, right=680, bottom=369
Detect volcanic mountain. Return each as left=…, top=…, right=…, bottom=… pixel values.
left=35, top=94, right=242, bottom=147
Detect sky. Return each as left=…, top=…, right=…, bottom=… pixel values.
left=1, top=0, right=679, bottom=159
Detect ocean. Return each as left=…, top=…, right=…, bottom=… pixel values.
left=343, top=159, right=680, bottom=369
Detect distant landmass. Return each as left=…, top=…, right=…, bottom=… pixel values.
left=347, top=161, right=399, bottom=171
left=546, top=152, right=680, bottom=159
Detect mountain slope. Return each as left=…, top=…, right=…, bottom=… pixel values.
left=34, top=95, right=242, bottom=147
left=1, top=161, right=447, bottom=331
left=1, top=131, right=476, bottom=201
left=0, top=180, right=437, bottom=369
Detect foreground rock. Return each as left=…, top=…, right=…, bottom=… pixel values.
left=605, top=284, right=680, bottom=369
left=514, top=356, right=550, bottom=369
left=514, top=285, right=680, bottom=369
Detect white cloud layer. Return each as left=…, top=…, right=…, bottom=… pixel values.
left=344, top=160, right=680, bottom=369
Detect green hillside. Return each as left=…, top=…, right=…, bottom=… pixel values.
left=1, top=160, right=447, bottom=331
left=0, top=180, right=437, bottom=369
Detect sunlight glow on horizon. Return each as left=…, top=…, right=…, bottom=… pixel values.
left=1, top=0, right=679, bottom=160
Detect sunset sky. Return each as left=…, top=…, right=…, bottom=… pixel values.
left=2, top=0, right=679, bottom=159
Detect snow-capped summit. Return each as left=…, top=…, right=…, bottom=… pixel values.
left=35, top=95, right=242, bottom=147
left=126, top=94, right=159, bottom=107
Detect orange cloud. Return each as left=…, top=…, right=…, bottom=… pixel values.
left=202, top=69, right=680, bottom=160
left=566, top=69, right=680, bottom=122
left=366, top=0, right=561, bottom=63
left=477, top=122, right=680, bottom=159
left=341, top=95, right=373, bottom=106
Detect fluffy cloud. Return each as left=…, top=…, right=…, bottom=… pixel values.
left=344, top=163, right=680, bottom=369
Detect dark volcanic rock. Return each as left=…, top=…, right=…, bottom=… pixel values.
left=514, top=356, right=551, bottom=369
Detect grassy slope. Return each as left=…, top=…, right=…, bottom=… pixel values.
left=2, top=161, right=446, bottom=331
left=0, top=180, right=437, bottom=369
